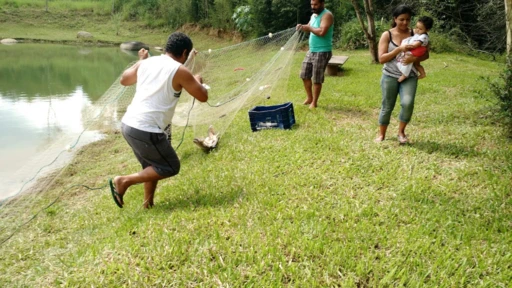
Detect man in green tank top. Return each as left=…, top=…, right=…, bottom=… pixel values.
left=296, top=0, right=334, bottom=109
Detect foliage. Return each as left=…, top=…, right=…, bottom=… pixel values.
left=427, top=30, right=466, bottom=54
left=338, top=18, right=386, bottom=50
left=1, top=0, right=506, bottom=54
left=111, top=12, right=122, bottom=36
left=209, top=0, right=235, bottom=30
left=232, top=5, right=253, bottom=36
left=0, top=0, right=112, bottom=13
left=484, top=63, right=512, bottom=136
left=371, top=0, right=506, bottom=53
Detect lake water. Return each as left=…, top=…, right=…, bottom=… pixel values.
left=0, top=43, right=137, bottom=200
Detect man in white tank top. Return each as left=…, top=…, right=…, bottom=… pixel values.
left=109, top=32, right=208, bottom=209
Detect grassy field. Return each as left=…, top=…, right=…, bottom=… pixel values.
left=1, top=9, right=511, bottom=287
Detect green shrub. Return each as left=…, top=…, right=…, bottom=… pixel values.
left=338, top=18, right=386, bottom=50
left=1, top=0, right=19, bottom=8
left=486, top=63, right=512, bottom=136
left=428, top=29, right=468, bottom=54
left=232, top=5, right=254, bottom=38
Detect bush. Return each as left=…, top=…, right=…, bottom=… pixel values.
left=1, top=0, right=19, bottom=8
left=232, top=5, right=254, bottom=38
left=486, top=63, right=512, bottom=136
left=428, top=28, right=470, bottom=54
left=337, top=18, right=386, bottom=50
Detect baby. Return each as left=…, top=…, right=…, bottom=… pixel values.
left=397, top=16, right=434, bottom=82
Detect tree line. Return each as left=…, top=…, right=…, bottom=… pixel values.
left=113, top=0, right=505, bottom=55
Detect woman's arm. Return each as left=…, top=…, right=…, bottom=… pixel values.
left=378, top=31, right=405, bottom=64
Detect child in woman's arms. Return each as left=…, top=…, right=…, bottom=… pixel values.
left=397, top=16, right=434, bottom=82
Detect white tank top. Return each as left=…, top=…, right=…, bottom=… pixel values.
left=122, top=55, right=182, bottom=133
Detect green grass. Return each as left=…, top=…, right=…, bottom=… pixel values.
left=0, top=8, right=237, bottom=49
left=0, top=0, right=112, bottom=13
left=0, top=13, right=511, bottom=287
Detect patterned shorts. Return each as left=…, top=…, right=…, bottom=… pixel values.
left=299, top=51, right=332, bottom=84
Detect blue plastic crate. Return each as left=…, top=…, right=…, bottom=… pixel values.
left=248, top=102, right=295, bottom=132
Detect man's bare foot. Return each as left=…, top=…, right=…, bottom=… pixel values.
left=309, top=103, right=317, bottom=109
left=374, top=135, right=385, bottom=143
left=303, top=98, right=312, bottom=105
left=398, top=75, right=406, bottom=83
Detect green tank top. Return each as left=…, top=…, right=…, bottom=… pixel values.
left=309, top=9, right=333, bottom=52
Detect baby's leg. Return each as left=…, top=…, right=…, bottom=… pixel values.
left=415, top=63, right=426, bottom=79
left=398, top=74, right=407, bottom=83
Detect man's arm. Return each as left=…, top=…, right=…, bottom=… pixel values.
left=296, top=18, right=311, bottom=31
left=299, top=12, right=333, bottom=37
left=174, top=66, right=208, bottom=103
left=120, top=48, right=149, bottom=86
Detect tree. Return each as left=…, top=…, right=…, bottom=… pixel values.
left=350, top=0, right=378, bottom=63
left=506, top=0, right=512, bottom=59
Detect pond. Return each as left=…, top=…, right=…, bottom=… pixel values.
left=0, top=43, right=137, bottom=200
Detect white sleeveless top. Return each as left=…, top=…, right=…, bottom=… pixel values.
left=122, top=55, right=182, bottom=133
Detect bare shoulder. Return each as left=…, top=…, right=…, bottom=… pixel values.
left=379, top=30, right=390, bottom=43
left=175, top=65, right=193, bottom=79
left=172, top=65, right=192, bottom=91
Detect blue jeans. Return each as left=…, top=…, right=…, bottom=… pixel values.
left=378, top=74, right=418, bottom=125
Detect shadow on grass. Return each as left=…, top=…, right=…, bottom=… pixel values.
left=323, top=103, right=370, bottom=113
left=322, top=105, right=374, bottom=124
left=412, top=140, right=481, bottom=158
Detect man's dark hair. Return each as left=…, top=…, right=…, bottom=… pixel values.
left=391, top=4, right=414, bottom=28
left=418, top=16, right=434, bottom=30
left=165, top=32, right=193, bottom=58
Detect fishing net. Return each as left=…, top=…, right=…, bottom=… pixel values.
left=86, top=27, right=303, bottom=143
left=0, top=28, right=303, bottom=245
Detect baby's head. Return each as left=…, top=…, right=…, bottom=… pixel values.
left=415, top=16, right=434, bottom=35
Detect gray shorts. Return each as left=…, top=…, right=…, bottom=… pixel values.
left=121, top=123, right=180, bottom=177
left=300, top=51, right=332, bottom=84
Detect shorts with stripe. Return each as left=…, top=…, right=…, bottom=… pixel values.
left=121, top=123, right=180, bottom=177
left=300, top=51, right=332, bottom=84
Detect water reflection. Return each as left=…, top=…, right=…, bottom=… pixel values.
left=0, top=43, right=136, bottom=199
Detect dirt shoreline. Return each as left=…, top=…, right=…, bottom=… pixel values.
left=6, top=38, right=122, bottom=46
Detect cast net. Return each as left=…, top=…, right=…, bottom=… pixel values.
left=0, top=28, right=304, bottom=244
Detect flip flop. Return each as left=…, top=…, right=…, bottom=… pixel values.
left=109, top=178, right=123, bottom=208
